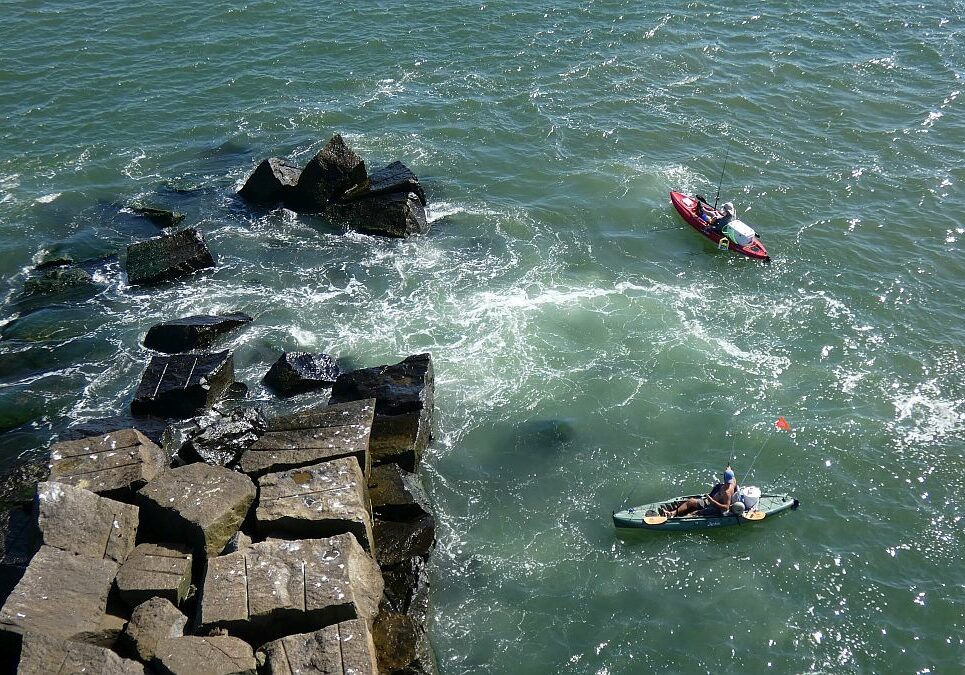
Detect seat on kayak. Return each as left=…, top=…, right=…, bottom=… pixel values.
left=723, top=220, right=755, bottom=245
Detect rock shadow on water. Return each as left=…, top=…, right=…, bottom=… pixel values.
left=501, top=418, right=578, bottom=455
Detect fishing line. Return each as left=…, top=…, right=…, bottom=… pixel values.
left=742, top=431, right=773, bottom=484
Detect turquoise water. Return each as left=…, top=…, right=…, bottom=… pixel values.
left=1, top=0, right=963, bottom=672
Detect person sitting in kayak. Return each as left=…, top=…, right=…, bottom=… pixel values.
left=695, top=201, right=736, bottom=232
left=661, top=466, right=738, bottom=518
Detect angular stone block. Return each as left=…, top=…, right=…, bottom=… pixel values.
left=290, top=134, right=367, bottom=211
left=131, top=350, right=235, bottom=419
left=48, top=429, right=166, bottom=499
left=155, top=635, right=256, bottom=675
left=368, top=462, right=432, bottom=521
left=239, top=399, right=374, bottom=478
left=256, top=457, right=373, bottom=551
left=372, top=610, right=437, bottom=675
left=123, top=596, right=187, bottom=663
left=374, top=514, right=436, bottom=568
left=138, top=463, right=256, bottom=557
left=0, top=545, right=119, bottom=641
left=115, top=543, right=193, bottom=608
left=257, top=619, right=378, bottom=675
left=18, top=632, right=146, bottom=675
left=181, top=406, right=267, bottom=467
left=238, top=157, right=302, bottom=204
left=329, top=353, right=434, bottom=469
left=130, top=204, right=185, bottom=228
left=330, top=190, right=428, bottom=238
left=144, top=313, right=252, bottom=354
left=343, top=160, right=427, bottom=206
left=263, top=351, right=340, bottom=397
left=198, top=534, right=383, bottom=644
left=125, top=227, right=215, bottom=285
left=36, top=482, right=138, bottom=563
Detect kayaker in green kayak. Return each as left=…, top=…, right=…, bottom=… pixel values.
left=661, top=466, right=738, bottom=518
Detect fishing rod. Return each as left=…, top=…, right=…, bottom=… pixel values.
left=713, top=146, right=730, bottom=210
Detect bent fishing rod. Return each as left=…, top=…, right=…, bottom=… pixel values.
left=713, top=147, right=730, bottom=210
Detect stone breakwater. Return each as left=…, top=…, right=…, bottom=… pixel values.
left=0, top=135, right=439, bottom=674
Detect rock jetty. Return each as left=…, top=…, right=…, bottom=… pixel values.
left=0, top=348, right=438, bottom=674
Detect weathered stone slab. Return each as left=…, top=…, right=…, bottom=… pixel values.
left=256, top=457, right=373, bottom=551
left=239, top=399, right=374, bottom=478
left=238, top=157, right=302, bottom=204
left=18, top=632, right=146, bottom=675
left=138, top=463, right=256, bottom=557
left=123, top=597, right=187, bottom=663
left=115, top=543, right=193, bottom=608
left=131, top=350, right=235, bottom=419
left=155, top=635, right=256, bottom=675
left=290, top=135, right=367, bottom=211
left=374, top=514, right=436, bottom=568
left=0, top=545, right=119, bottom=641
left=257, top=619, right=378, bottom=675
left=368, top=462, right=431, bottom=521
left=126, top=227, right=215, bottom=285
left=263, top=351, right=340, bottom=397
left=36, top=482, right=138, bottom=563
left=130, top=204, right=185, bottom=228
left=144, top=313, right=252, bottom=353
left=330, top=191, right=428, bottom=238
left=329, top=353, right=434, bottom=469
left=48, top=428, right=166, bottom=499
left=198, top=534, right=383, bottom=643
left=343, top=160, right=427, bottom=206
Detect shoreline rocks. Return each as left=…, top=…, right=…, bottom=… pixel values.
left=263, top=351, right=340, bottom=397
left=144, top=313, right=252, bottom=354
left=125, top=228, right=215, bottom=285
left=131, top=351, right=235, bottom=419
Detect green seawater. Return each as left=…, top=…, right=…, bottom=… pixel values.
left=1, top=0, right=963, bottom=672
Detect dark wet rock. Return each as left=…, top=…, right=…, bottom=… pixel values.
left=239, top=399, right=375, bottom=478
left=330, top=190, right=429, bottom=238
left=65, top=414, right=170, bottom=446
left=329, top=353, right=434, bottom=470
left=368, top=463, right=432, bottom=521
left=0, top=457, right=50, bottom=509
left=374, top=514, right=435, bottom=568
left=238, top=157, right=302, bottom=204
left=130, top=204, right=186, bottom=228
left=257, top=620, right=379, bottom=675
left=256, top=457, right=374, bottom=551
left=381, top=554, right=431, bottom=620
left=290, top=135, right=367, bottom=211
left=131, top=350, right=235, bottom=419
left=36, top=481, right=138, bottom=563
left=372, top=610, right=438, bottom=675
left=198, top=534, right=383, bottom=644
left=125, top=227, right=215, bottom=285
left=34, top=253, right=75, bottom=270
left=18, top=632, right=146, bottom=675
left=155, top=635, right=257, bottom=675
left=123, top=596, right=187, bottom=663
left=115, top=543, right=193, bottom=608
left=342, top=160, right=427, bottom=206
left=17, top=266, right=98, bottom=306
left=263, top=351, right=340, bottom=397
left=0, top=507, right=39, bottom=601
left=138, top=463, right=256, bottom=557
left=180, top=406, right=267, bottom=466
left=0, top=545, right=119, bottom=641
left=144, top=312, right=253, bottom=353
left=48, top=428, right=167, bottom=500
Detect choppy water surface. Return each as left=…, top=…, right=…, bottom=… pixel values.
left=1, top=0, right=963, bottom=672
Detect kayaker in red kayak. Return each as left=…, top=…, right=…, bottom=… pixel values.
left=696, top=199, right=735, bottom=233
left=661, top=466, right=738, bottom=517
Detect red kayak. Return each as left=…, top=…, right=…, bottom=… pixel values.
left=670, top=191, right=770, bottom=261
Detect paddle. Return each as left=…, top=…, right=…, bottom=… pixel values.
left=643, top=514, right=668, bottom=525
left=742, top=511, right=766, bottom=521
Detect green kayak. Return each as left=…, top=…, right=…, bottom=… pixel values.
left=612, top=493, right=799, bottom=531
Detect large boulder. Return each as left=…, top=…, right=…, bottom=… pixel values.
left=123, top=597, right=187, bottom=663
left=374, top=514, right=435, bottom=569
left=198, top=534, right=383, bottom=644
left=18, top=632, right=146, bottom=675
left=257, top=620, right=378, bottom=675
left=329, top=354, right=434, bottom=470
left=48, top=428, right=167, bottom=500
left=238, top=157, right=301, bottom=204
left=130, top=204, right=185, bottom=229
left=115, top=543, right=193, bottom=608
left=138, top=463, right=256, bottom=557
left=342, top=160, right=427, bottom=206
left=263, top=351, right=341, bottom=397
left=179, top=406, right=267, bottom=466
left=290, top=135, right=367, bottom=211
left=368, top=463, right=432, bottom=521
left=144, top=313, right=252, bottom=353
left=239, top=399, right=375, bottom=478
left=131, top=351, right=235, bottom=419
left=256, top=457, right=374, bottom=551
left=18, top=266, right=97, bottom=303
left=330, top=191, right=428, bottom=238
left=154, top=635, right=257, bottom=675
left=36, top=482, right=138, bottom=563
left=125, top=227, right=215, bottom=285
left=372, top=610, right=437, bottom=675
left=0, top=545, right=119, bottom=642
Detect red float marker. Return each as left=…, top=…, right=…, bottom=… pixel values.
left=775, top=416, right=792, bottom=432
